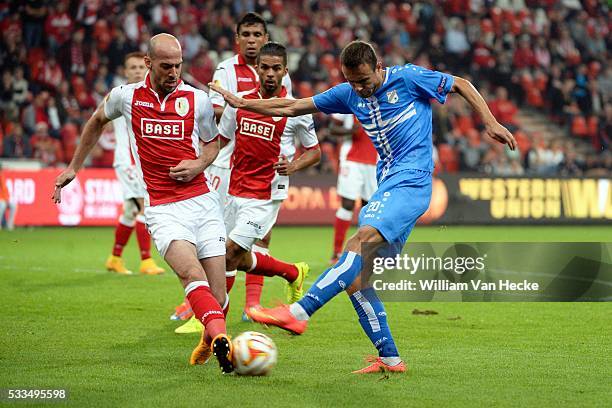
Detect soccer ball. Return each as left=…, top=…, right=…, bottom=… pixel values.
left=232, top=331, right=277, bottom=376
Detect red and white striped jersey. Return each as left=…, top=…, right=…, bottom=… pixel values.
left=209, top=53, right=292, bottom=169
left=104, top=73, right=218, bottom=206
left=218, top=86, right=318, bottom=200
left=332, top=113, right=378, bottom=165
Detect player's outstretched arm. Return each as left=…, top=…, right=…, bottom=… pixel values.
left=451, top=76, right=517, bottom=150
left=52, top=105, right=110, bottom=203
left=208, top=82, right=319, bottom=117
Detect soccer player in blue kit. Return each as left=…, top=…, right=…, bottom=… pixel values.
left=209, top=40, right=516, bottom=373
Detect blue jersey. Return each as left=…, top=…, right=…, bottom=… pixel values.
left=312, top=64, right=454, bottom=180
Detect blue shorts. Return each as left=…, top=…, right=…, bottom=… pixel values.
left=358, top=169, right=432, bottom=246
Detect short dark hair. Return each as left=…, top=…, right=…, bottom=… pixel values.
left=340, top=40, right=377, bottom=71
left=236, top=12, right=267, bottom=34
left=257, top=42, right=287, bottom=66
left=125, top=51, right=146, bottom=63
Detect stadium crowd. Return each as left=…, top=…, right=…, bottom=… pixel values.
left=0, top=0, right=609, bottom=176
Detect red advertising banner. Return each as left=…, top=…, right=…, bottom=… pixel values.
left=5, top=168, right=124, bottom=226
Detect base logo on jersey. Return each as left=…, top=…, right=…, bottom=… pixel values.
left=240, top=117, right=275, bottom=141
left=386, top=90, right=399, bottom=104
left=141, top=118, right=184, bottom=139
left=175, top=97, right=189, bottom=117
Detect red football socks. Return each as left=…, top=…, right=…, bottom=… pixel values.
left=333, top=217, right=351, bottom=255
left=245, top=274, right=264, bottom=307
left=112, top=219, right=133, bottom=257
left=186, top=283, right=226, bottom=339
left=135, top=219, right=151, bottom=260
left=251, top=252, right=298, bottom=282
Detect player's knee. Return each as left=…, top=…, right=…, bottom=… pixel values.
left=345, top=276, right=362, bottom=295
left=225, top=240, right=246, bottom=271
left=346, top=226, right=383, bottom=252
left=122, top=199, right=139, bottom=223
left=341, top=197, right=356, bottom=212
left=177, top=265, right=206, bottom=285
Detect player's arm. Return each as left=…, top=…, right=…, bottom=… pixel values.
left=274, top=145, right=321, bottom=176
left=451, top=76, right=516, bottom=150
left=213, top=106, right=224, bottom=122
left=208, top=82, right=319, bottom=117
left=52, top=104, right=111, bottom=203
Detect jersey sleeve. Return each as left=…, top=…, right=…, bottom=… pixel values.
left=294, top=114, right=319, bottom=149
left=197, top=93, right=219, bottom=143
left=103, top=86, right=126, bottom=120
left=402, top=64, right=454, bottom=104
left=311, top=83, right=353, bottom=114
left=217, top=105, right=237, bottom=142
left=282, top=72, right=293, bottom=97
left=208, top=64, right=230, bottom=108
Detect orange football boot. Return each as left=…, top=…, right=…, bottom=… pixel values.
left=351, top=356, right=407, bottom=374
left=247, top=304, right=307, bottom=335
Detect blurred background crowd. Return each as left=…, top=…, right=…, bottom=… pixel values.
left=0, top=0, right=610, bottom=176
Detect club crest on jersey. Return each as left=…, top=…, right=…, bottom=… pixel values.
left=386, top=90, right=399, bottom=104
left=240, top=117, right=275, bottom=141
left=175, top=97, right=189, bottom=117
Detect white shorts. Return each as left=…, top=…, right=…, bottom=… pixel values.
left=224, top=195, right=281, bottom=251
left=144, top=192, right=226, bottom=260
left=205, top=164, right=230, bottom=207
left=337, top=160, right=377, bottom=201
left=115, top=165, right=146, bottom=200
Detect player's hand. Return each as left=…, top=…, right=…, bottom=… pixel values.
left=273, top=155, right=295, bottom=176
left=484, top=122, right=516, bottom=150
left=169, top=159, right=204, bottom=182
left=208, top=82, right=247, bottom=109
left=52, top=168, right=76, bottom=203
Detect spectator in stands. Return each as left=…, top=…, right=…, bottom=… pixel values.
left=489, top=87, right=518, bottom=130
left=0, top=70, right=15, bottom=114
left=444, top=17, right=469, bottom=71
left=2, top=123, right=31, bottom=159
left=181, top=23, right=207, bottom=62
left=188, top=49, right=215, bottom=88
left=558, top=150, right=583, bottom=176
left=45, top=1, right=73, bottom=55
left=152, top=0, right=178, bottom=31
left=35, top=55, right=64, bottom=93
left=61, top=28, right=87, bottom=75
left=22, top=92, right=50, bottom=136
left=12, top=66, right=29, bottom=107
left=122, top=1, right=145, bottom=45
left=458, top=129, right=487, bottom=172
left=30, top=122, right=64, bottom=167
left=22, top=0, right=47, bottom=48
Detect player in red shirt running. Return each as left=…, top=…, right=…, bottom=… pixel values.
left=53, top=34, right=234, bottom=373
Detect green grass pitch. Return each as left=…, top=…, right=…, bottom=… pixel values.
left=1, top=226, right=610, bottom=407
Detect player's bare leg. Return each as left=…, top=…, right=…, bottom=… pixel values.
left=164, top=240, right=232, bottom=373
